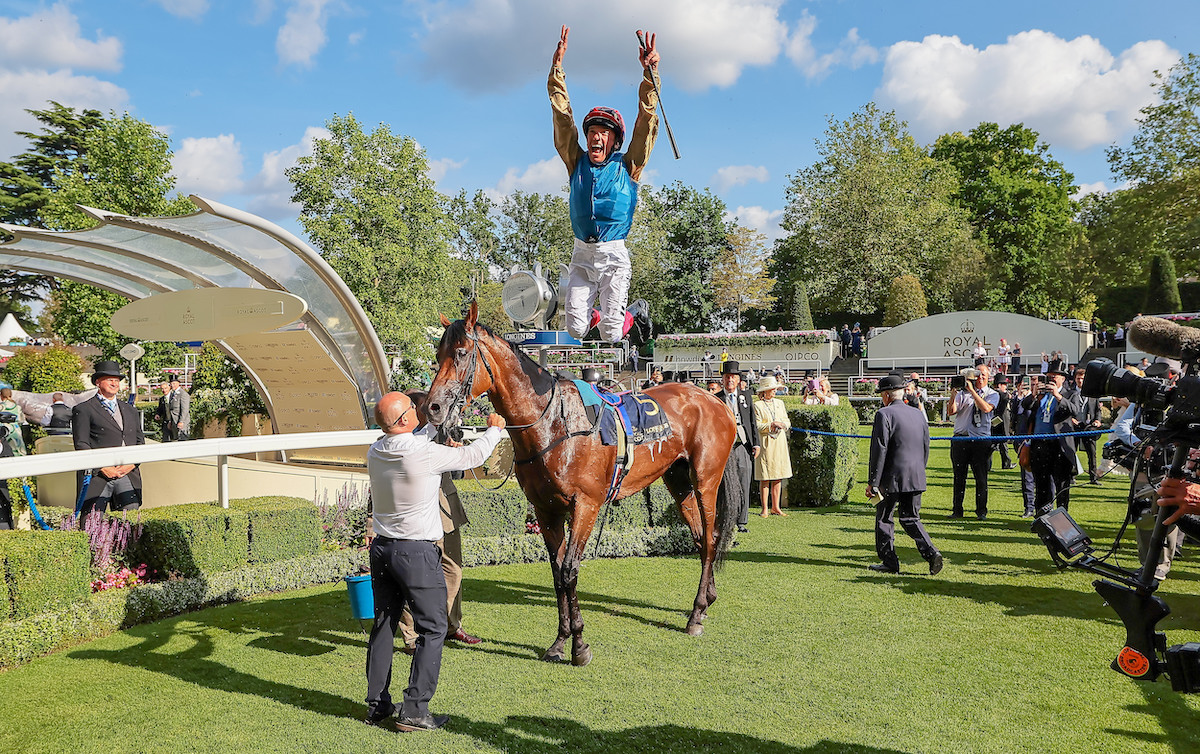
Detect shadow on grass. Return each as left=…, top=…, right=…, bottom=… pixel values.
left=449, top=714, right=908, bottom=754
left=1107, top=679, right=1200, bottom=753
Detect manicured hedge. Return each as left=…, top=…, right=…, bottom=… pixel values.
left=132, top=504, right=250, bottom=578
left=229, top=496, right=321, bottom=564
left=0, top=549, right=367, bottom=669
left=785, top=404, right=860, bottom=507
left=0, top=530, right=92, bottom=620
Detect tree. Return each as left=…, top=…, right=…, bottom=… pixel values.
left=790, top=281, right=813, bottom=330
left=883, top=275, right=928, bottom=326
left=446, top=188, right=500, bottom=275
left=932, top=122, right=1080, bottom=315
left=288, top=114, right=464, bottom=375
left=1144, top=251, right=1182, bottom=314
left=0, top=345, right=85, bottom=393
left=632, top=182, right=732, bottom=333
left=189, top=343, right=267, bottom=436
left=780, top=104, right=981, bottom=316
left=495, top=190, right=573, bottom=275
left=711, top=225, right=775, bottom=330
left=1105, top=54, right=1200, bottom=279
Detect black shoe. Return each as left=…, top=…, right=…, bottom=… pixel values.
left=928, top=553, right=944, bottom=576
left=396, top=713, right=449, bottom=732
left=948, top=512, right=963, bottom=519
left=868, top=563, right=900, bottom=573
left=1089, top=479, right=1102, bottom=486
left=1001, top=463, right=1014, bottom=470
left=364, top=704, right=397, bottom=726
left=1020, top=510, right=1035, bottom=519
left=737, top=525, right=749, bottom=533
left=976, top=513, right=988, bottom=520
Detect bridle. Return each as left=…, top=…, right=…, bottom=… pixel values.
left=441, top=323, right=559, bottom=434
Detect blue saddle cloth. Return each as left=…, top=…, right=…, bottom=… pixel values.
left=587, top=388, right=673, bottom=447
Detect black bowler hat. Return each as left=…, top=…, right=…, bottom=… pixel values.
left=878, top=373, right=907, bottom=392
left=1045, top=357, right=1071, bottom=377
left=993, top=374, right=1010, bottom=387
left=720, top=360, right=740, bottom=375
left=90, top=360, right=124, bottom=383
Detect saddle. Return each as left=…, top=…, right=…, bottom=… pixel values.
left=572, top=380, right=674, bottom=505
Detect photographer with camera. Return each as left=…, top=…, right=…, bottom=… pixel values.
left=991, top=374, right=1014, bottom=470
left=947, top=364, right=999, bottom=519
left=1019, top=357, right=1080, bottom=516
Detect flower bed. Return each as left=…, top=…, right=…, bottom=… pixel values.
left=655, top=329, right=834, bottom=348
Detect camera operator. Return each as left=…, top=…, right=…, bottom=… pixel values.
left=903, top=372, right=926, bottom=412
left=1019, top=357, right=1080, bottom=516
left=1068, top=366, right=1103, bottom=485
left=947, top=364, right=999, bottom=519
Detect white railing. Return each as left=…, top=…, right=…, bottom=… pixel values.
left=651, top=359, right=824, bottom=381
left=859, top=355, right=981, bottom=375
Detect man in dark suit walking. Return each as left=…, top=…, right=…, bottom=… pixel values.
left=716, top=360, right=760, bottom=533
left=1068, top=366, right=1102, bottom=484
left=1020, top=357, right=1081, bottom=516
left=866, top=374, right=943, bottom=575
left=72, top=360, right=145, bottom=519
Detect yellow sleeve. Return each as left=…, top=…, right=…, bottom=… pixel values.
left=623, top=68, right=659, bottom=182
left=754, top=400, right=772, bottom=435
left=548, top=65, right=583, bottom=177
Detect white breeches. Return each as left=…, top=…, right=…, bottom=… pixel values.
left=564, top=238, right=631, bottom=342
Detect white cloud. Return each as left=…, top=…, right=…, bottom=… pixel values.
left=348, top=30, right=364, bottom=46
left=0, top=70, right=128, bottom=159
left=877, top=31, right=1179, bottom=149
left=0, top=3, right=122, bottom=71
left=417, top=0, right=787, bottom=93
left=726, top=205, right=784, bottom=243
left=427, top=156, right=466, bottom=184
left=713, top=165, right=769, bottom=192
left=152, top=0, right=210, bottom=19
left=785, top=10, right=877, bottom=79
left=244, top=126, right=330, bottom=220
left=485, top=158, right=568, bottom=203
left=276, top=0, right=333, bottom=68
left=174, top=134, right=244, bottom=196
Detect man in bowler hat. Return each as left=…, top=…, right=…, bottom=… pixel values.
left=1019, top=356, right=1081, bottom=515
left=716, top=360, right=760, bottom=533
left=72, top=360, right=145, bottom=519
left=866, top=373, right=942, bottom=574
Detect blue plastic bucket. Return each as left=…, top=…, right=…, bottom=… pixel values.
left=344, top=574, right=374, bottom=620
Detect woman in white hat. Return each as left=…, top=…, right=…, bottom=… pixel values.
left=754, top=376, right=792, bottom=517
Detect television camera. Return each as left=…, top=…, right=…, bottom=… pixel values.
left=1031, top=316, right=1200, bottom=693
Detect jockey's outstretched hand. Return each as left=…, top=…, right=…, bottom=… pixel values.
left=552, top=25, right=568, bottom=67
left=638, top=30, right=659, bottom=69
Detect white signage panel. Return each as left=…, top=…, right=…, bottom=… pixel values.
left=111, top=288, right=308, bottom=341
left=867, top=311, right=1089, bottom=365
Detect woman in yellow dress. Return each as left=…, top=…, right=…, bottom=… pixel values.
left=754, top=376, right=792, bottom=516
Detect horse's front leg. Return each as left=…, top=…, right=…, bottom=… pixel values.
left=539, top=510, right=571, bottom=663
left=561, top=505, right=600, bottom=667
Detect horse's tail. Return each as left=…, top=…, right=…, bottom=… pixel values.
left=713, top=448, right=739, bottom=570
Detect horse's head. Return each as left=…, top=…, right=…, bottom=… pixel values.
left=426, top=300, right=496, bottom=432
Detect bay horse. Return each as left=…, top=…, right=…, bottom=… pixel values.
left=424, top=302, right=737, bottom=666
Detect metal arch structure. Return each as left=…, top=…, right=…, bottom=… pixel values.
left=0, top=196, right=389, bottom=453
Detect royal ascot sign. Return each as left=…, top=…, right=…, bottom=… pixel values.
left=867, top=310, right=1089, bottom=365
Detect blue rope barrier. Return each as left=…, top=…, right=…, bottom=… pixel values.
left=789, top=427, right=1114, bottom=441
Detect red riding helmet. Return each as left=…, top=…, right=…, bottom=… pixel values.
left=582, top=106, right=625, bottom=149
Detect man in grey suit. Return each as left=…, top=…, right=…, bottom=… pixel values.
left=167, top=376, right=191, bottom=441
left=1068, top=366, right=1103, bottom=484
left=866, top=373, right=943, bottom=575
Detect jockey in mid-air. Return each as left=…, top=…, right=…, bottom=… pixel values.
left=549, top=25, right=658, bottom=345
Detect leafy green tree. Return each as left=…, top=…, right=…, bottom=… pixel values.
left=288, top=114, right=463, bottom=375
left=781, top=104, right=980, bottom=316
left=1105, top=54, right=1200, bottom=280
left=189, top=343, right=267, bottom=437
left=712, top=225, right=775, bottom=330
left=931, top=122, right=1080, bottom=315
left=446, top=188, right=500, bottom=274
left=496, top=190, right=573, bottom=275
left=634, top=182, right=732, bottom=333
left=1145, top=251, right=1182, bottom=314
left=883, top=275, right=928, bottom=326
left=0, top=346, right=84, bottom=393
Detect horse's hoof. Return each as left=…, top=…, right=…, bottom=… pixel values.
left=572, top=645, right=593, bottom=667
left=541, top=650, right=568, bottom=663
left=686, top=623, right=704, bottom=637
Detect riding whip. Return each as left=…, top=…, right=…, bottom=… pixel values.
left=637, top=31, right=680, bottom=160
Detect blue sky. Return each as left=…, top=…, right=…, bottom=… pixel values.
left=0, top=0, right=1195, bottom=245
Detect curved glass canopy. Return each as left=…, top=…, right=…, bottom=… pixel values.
left=0, top=196, right=388, bottom=434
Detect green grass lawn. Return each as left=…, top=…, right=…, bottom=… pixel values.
left=3, top=436, right=1200, bottom=753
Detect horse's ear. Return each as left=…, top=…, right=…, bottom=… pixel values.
left=439, top=312, right=452, bottom=327
left=466, top=299, right=479, bottom=329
